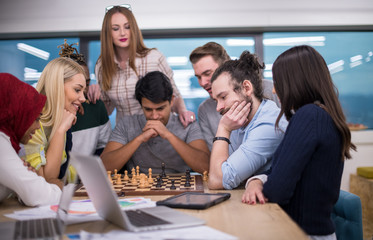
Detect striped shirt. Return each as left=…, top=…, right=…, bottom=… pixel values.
left=95, top=49, right=181, bottom=123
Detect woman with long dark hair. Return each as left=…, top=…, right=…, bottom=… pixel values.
left=242, top=45, right=356, bottom=240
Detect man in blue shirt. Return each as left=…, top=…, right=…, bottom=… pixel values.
left=190, top=42, right=280, bottom=151
left=208, top=51, right=288, bottom=190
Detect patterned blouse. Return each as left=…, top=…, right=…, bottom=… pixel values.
left=95, top=49, right=181, bottom=123
left=19, top=125, right=76, bottom=183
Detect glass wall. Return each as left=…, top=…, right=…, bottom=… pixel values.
left=88, top=37, right=255, bottom=127
left=263, top=32, right=373, bottom=129
left=144, top=37, right=255, bottom=117
left=1, top=32, right=372, bottom=130
left=0, top=38, right=79, bottom=86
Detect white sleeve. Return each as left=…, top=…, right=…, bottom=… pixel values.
left=0, top=133, right=61, bottom=207
left=245, top=174, right=268, bottom=189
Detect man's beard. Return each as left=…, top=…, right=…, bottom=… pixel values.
left=219, top=95, right=253, bottom=117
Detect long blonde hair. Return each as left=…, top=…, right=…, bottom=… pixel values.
left=98, top=6, right=151, bottom=91
left=36, top=57, right=85, bottom=140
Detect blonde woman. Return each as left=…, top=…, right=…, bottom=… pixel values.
left=88, top=5, right=195, bottom=127
left=20, top=57, right=86, bottom=183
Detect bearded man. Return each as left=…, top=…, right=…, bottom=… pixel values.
left=208, top=51, right=288, bottom=190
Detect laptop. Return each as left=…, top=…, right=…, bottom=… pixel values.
left=69, top=152, right=205, bottom=232
left=0, top=179, right=76, bottom=240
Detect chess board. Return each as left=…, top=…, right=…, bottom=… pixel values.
left=74, top=173, right=204, bottom=197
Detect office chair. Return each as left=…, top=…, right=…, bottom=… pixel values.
left=331, top=190, right=363, bottom=240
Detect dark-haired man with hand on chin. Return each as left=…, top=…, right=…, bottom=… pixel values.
left=101, top=71, right=209, bottom=175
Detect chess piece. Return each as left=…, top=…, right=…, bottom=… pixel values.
left=161, top=162, right=166, bottom=177
left=114, top=169, right=118, bottom=178
left=156, top=176, right=162, bottom=188
left=107, top=171, right=113, bottom=184
left=186, top=169, right=191, bottom=179
left=158, top=174, right=164, bottom=184
left=184, top=178, right=191, bottom=187
left=116, top=174, right=122, bottom=184
left=136, top=166, right=140, bottom=180
left=123, top=170, right=129, bottom=181
left=139, top=174, right=146, bottom=188
left=203, top=171, right=208, bottom=181
left=131, top=172, right=138, bottom=185
left=148, top=168, right=154, bottom=184
left=170, top=179, right=176, bottom=190
left=144, top=176, right=150, bottom=187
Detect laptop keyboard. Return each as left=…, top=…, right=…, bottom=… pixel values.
left=15, top=218, right=60, bottom=239
left=125, top=209, right=171, bottom=227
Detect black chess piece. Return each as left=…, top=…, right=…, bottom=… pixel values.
left=185, top=169, right=191, bottom=181
left=158, top=174, right=163, bottom=184
left=161, top=162, right=166, bottom=177
left=170, top=179, right=176, bottom=190
left=156, top=176, right=162, bottom=188
left=184, top=179, right=191, bottom=187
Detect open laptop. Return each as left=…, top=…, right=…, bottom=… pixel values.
left=69, top=151, right=205, bottom=232
left=0, top=179, right=76, bottom=240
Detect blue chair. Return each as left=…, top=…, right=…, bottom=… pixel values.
left=331, top=190, right=363, bottom=240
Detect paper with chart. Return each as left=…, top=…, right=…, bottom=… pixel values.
left=5, top=197, right=155, bottom=224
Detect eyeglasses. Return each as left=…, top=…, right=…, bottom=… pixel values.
left=105, top=4, right=132, bottom=13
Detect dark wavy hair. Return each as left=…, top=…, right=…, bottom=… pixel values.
left=272, top=45, right=356, bottom=160
left=135, top=71, right=173, bottom=105
left=211, top=50, right=264, bottom=101
left=58, top=39, right=87, bottom=66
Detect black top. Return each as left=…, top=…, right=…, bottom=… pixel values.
left=263, top=104, right=344, bottom=235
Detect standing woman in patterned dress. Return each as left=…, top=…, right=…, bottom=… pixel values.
left=88, top=5, right=195, bottom=127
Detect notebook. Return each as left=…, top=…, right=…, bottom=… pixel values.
left=0, top=179, right=76, bottom=240
left=69, top=151, right=205, bottom=232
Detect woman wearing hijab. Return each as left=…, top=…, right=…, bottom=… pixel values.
left=0, top=73, right=62, bottom=207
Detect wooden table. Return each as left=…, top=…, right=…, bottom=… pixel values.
left=0, top=185, right=307, bottom=240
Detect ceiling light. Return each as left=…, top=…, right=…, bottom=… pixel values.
left=263, top=36, right=325, bottom=46
left=167, top=56, right=188, bottom=66
left=328, top=60, right=344, bottom=74
left=350, top=55, right=363, bottom=63
left=17, top=43, right=50, bottom=60
left=226, top=39, right=255, bottom=46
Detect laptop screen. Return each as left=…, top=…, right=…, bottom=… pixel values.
left=55, top=181, right=76, bottom=225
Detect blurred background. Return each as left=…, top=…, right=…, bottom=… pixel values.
left=1, top=0, right=372, bottom=130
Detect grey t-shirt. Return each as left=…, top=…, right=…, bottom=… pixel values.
left=198, top=98, right=221, bottom=151
left=109, top=113, right=203, bottom=174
